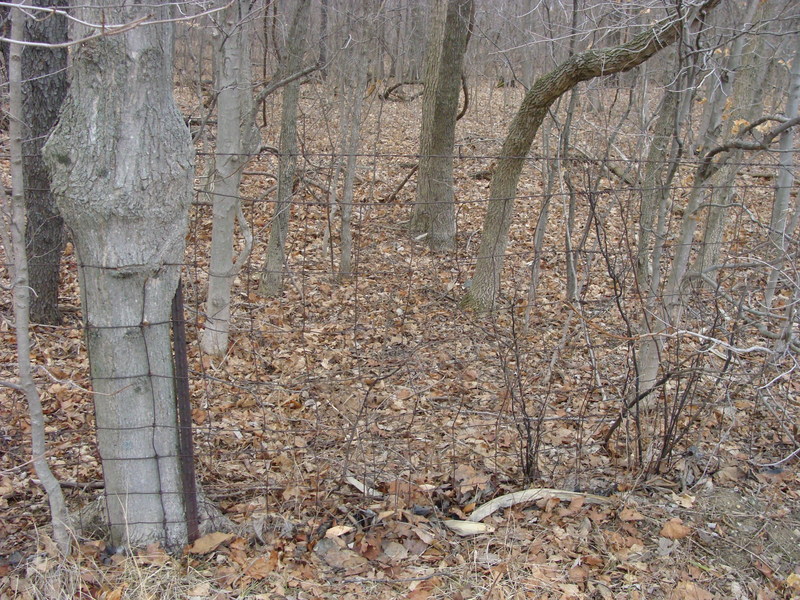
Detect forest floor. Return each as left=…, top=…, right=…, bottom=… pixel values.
left=1, top=81, right=799, bottom=599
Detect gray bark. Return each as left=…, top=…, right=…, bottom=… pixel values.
left=43, top=2, right=195, bottom=551
left=765, top=36, right=800, bottom=309
left=693, top=0, right=766, bottom=277
left=259, top=0, right=311, bottom=297
left=634, top=55, right=699, bottom=404
left=338, top=79, right=364, bottom=279
left=461, top=0, right=721, bottom=311
left=410, top=0, right=473, bottom=251
left=202, top=0, right=259, bottom=357
left=8, top=4, right=70, bottom=554
left=22, top=0, right=68, bottom=325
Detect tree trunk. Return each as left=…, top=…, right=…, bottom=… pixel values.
left=634, top=56, right=698, bottom=405
left=461, top=0, right=720, bottom=311
left=338, top=80, right=364, bottom=279
left=259, top=0, right=311, bottom=297
left=202, top=0, right=259, bottom=357
left=8, top=4, right=70, bottom=554
left=410, top=0, right=473, bottom=251
left=693, top=0, right=766, bottom=277
left=765, top=35, right=800, bottom=309
left=43, top=2, right=195, bottom=551
left=319, top=0, right=328, bottom=79
left=22, top=0, right=67, bottom=325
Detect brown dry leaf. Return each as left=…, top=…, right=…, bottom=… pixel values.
left=619, top=507, right=645, bottom=521
left=668, top=581, right=713, bottom=600
left=314, top=537, right=369, bottom=569
left=406, top=577, right=440, bottom=599
left=187, top=531, right=234, bottom=554
left=670, top=492, right=696, bottom=509
left=558, top=583, right=582, bottom=599
left=105, top=588, right=124, bottom=600
left=713, top=465, right=743, bottom=484
left=382, top=540, right=409, bottom=562
left=245, top=552, right=278, bottom=580
left=325, top=525, right=354, bottom=539
left=567, top=564, right=589, bottom=583
left=786, top=573, right=800, bottom=590
left=660, top=518, right=692, bottom=540
left=187, top=581, right=211, bottom=598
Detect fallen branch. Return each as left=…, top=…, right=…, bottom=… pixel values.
left=467, top=487, right=611, bottom=523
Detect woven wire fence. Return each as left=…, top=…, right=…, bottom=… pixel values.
left=1, top=142, right=798, bottom=551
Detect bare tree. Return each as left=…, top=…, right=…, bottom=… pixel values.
left=43, top=1, right=196, bottom=550
left=410, top=0, right=473, bottom=251
left=259, top=0, right=311, bottom=296
left=202, top=0, right=260, bottom=357
left=765, top=36, right=800, bottom=312
left=3, top=3, right=70, bottom=554
left=461, top=0, right=721, bottom=312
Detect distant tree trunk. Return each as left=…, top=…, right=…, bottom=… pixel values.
left=524, top=118, right=556, bottom=321
left=633, top=54, right=698, bottom=409
left=337, top=73, right=365, bottom=279
left=461, top=0, right=720, bottom=311
left=765, top=36, right=800, bottom=310
left=202, top=0, right=260, bottom=357
left=693, top=0, right=765, bottom=277
left=259, top=0, right=311, bottom=297
left=319, top=0, right=328, bottom=79
left=410, top=0, right=473, bottom=251
left=43, top=1, right=195, bottom=551
left=7, top=4, right=70, bottom=554
left=23, top=0, right=67, bottom=325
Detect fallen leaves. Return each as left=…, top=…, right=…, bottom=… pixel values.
left=187, top=532, right=234, bottom=554
left=660, top=518, right=692, bottom=540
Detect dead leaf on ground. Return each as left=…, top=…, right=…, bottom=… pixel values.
left=660, top=518, right=692, bottom=540
left=314, top=537, right=369, bottom=569
left=186, top=532, right=234, bottom=554
left=244, top=552, right=279, bottom=579
left=619, top=506, right=645, bottom=521
left=668, top=581, right=713, bottom=600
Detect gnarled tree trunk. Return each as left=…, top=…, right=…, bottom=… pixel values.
left=43, top=3, right=195, bottom=551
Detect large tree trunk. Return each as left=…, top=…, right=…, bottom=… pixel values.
left=43, top=2, right=195, bottom=551
left=22, top=0, right=67, bottom=325
left=259, top=0, right=311, bottom=297
left=410, top=0, right=473, bottom=251
left=202, top=0, right=259, bottom=357
left=461, top=0, right=720, bottom=311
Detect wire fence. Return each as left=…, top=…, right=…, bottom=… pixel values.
left=1, top=144, right=798, bottom=553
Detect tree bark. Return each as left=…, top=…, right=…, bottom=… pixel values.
left=22, top=0, right=68, bottom=325
left=693, top=0, right=766, bottom=277
left=8, top=4, right=70, bottom=554
left=634, top=54, right=699, bottom=406
left=202, top=0, right=259, bottom=357
left=765, top=35, right=800, bottom=310
left=43, top=2, right=195, bottom=551
left=259, top=0, right=311, bottom=297
left=461, top=0, right=720, bottom=311
left=410, top=0, right=473, bottom=251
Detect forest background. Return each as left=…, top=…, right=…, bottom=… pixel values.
left=1, top=0, right=800, bottom=598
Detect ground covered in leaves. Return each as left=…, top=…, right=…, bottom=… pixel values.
left=2, top=81, right=799, bottom=599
